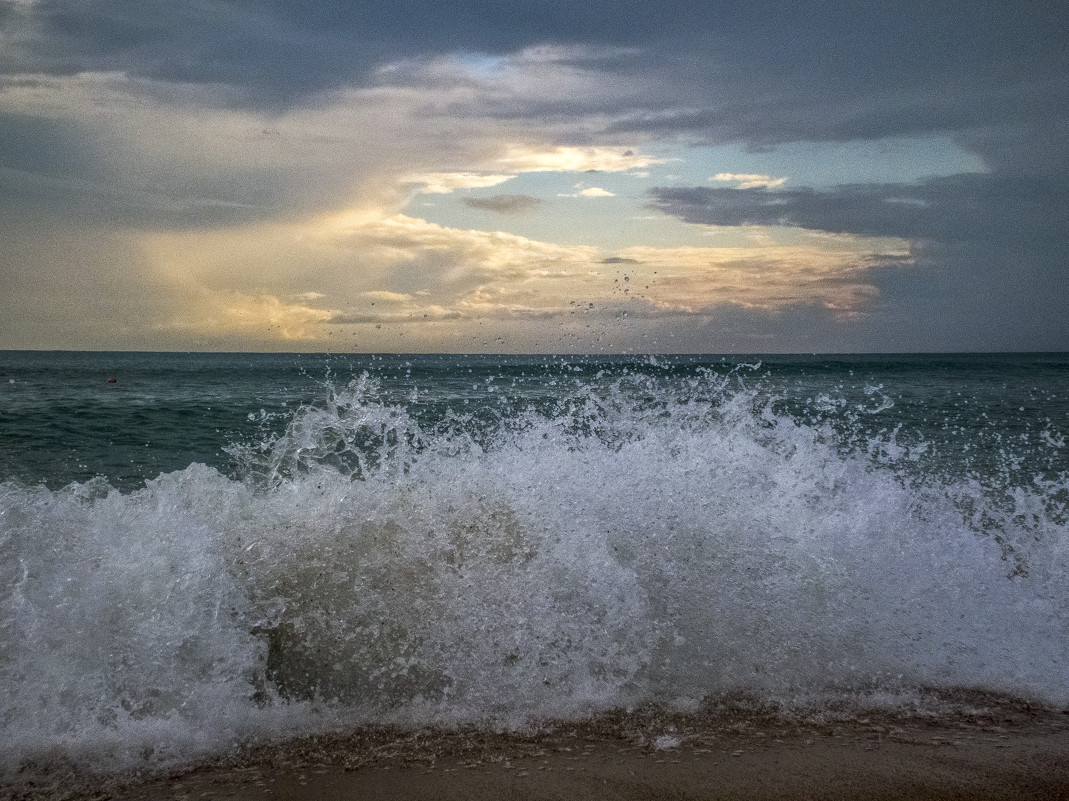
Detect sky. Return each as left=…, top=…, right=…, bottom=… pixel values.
left=1, top=1, right=1066, bottom=353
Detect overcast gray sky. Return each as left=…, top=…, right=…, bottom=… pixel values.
left=1, top=1, right=1066, bottom=352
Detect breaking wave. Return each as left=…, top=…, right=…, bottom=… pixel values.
left=1, top=369, right=1067, bottom=773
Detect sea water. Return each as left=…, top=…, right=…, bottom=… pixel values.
left=0, top=351, right=1067, bottom=773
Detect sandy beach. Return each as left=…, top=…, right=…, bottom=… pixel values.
left=12, top=706, right=1061, bottom=801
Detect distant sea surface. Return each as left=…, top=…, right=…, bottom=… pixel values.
left=1, top=351, right=1067, bottom=773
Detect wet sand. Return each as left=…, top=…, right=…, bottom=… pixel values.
left=85, top=712, right=1069, bottom=801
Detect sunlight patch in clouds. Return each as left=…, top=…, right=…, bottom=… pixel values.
left=141, top=207, right=908, bottom=347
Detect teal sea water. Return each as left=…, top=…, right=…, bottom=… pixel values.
left=1, top=351, right=1067, bottom=773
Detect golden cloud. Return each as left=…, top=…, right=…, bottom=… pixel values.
left=140, top=206, right=908, bottom=347
left=319, top=212, right=600, bottom=282
left=616, top=243, right=906, bottom=316
left=164, top=290, right=334, bottom=340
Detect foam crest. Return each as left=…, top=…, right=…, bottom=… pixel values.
left=1, top=371, right=1066, bottom=774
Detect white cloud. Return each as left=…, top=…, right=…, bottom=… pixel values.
left=402, top=172, right=516, bottom=194
left=363, top=290, right=415, bottom=302
left=496, top=145, right=663, bottom=173
left=560, top=186, right=616, bottom=197
left=559, top=183, right=616, bottom=198
left=400, top=147, right=660, bottom=196
left=713, top=173, right=787, bottom=189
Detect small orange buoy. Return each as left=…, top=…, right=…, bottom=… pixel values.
left=107, top=378, right=117, bottom=383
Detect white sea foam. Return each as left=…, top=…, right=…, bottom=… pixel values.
left=1, top=373, right=1066, bottom=773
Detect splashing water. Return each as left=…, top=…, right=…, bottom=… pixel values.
left=1, top=360, right=1067, bottom=774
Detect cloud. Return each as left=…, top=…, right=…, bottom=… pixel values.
left=318, top=211, right=599, bottom=288
left=0, top=70, right=394, bottom=226
left=613, top=242, right=906, bottom=317
left=167, top=291, right=334, bottom=340
left=104, top=206, right=909, bottom=350
left=648, top=173, right=1069, bottom=349
left=362, top=290, right=415, bottom=303
left=462, top=194, right=542, bottom=214
left=648, top=174, right=1069, bottom=244
left=329, top=305, right=464, bottom=325
left=0, top=65, right=663, bottom=231
left=559, top=184, right=616, bottom=198
left=7, top=2, right=1066, bottom=159
left=2, top=1, right=1067, bottom=351
left=403, top=172, right=516, bottom=194
left=309, top=212, right=909, bottom=323
left=495, top=145, right=662, bottom=173
left=398, top=144, right=660, bottom=200
left=713, top=173, right=786, bottom=189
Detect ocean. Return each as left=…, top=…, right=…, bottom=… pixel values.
left=1, top=351, right=1067, bottom=776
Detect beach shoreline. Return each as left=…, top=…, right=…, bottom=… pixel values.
left=12, top=705, right=1068, bottom=800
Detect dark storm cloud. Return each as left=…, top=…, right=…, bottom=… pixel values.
left=648, top=175, right=1069, bottom=245
left=637, top=3, right=1069, bottom=352
left=2, top=0, right=660, bottom=105
left=4, top=2, right=1066, bottom=160
left=598, top=1, right=1068, bottom=149
left=608, top=79, right=1069, bottom=151
left=5, top=1, right=1065, bottom=112
left=461, top=194, right=542, bottom=214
